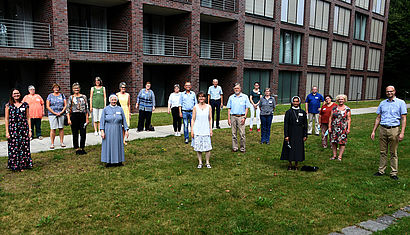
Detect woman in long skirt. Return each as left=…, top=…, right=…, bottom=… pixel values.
left=280, top=96, right=308, bottom=170
left=5, top=89, right=33, bottom=171
left=100, top=94, right=129, bottom=167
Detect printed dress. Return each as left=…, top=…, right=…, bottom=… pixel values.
left=330, top=106, right=351, bottom=145
left=7, top=102, right=33, bottom=171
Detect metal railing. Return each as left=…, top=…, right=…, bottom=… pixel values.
left=200, top=39, right=235, bottom=60
left=143, top=33, right=189, bottom=57
left=69, top=26, right=129, bottom=53
left=201, top=0, right=236, bottom=12
left=0, top=19, right=52, bottom=49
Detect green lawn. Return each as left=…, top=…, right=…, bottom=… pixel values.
left=375, top=216, right=410, bottom=235
left=0, top=100, right=390, bottom=141
left=0, top=112, right=409, bottom=234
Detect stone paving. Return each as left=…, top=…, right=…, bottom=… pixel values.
left=1, top=105, right=409, bottom=157
left=330, top=206, right=410, bottom=234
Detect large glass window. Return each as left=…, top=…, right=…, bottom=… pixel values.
left=278, top=71, right=299, bottom=103
left=331, top=41, right=348, bottom=69
left=279, top=31, right=302, bottom=65
left=310, top=0, right=330, bottom=32
left=368, top=48, right=381, bottom=72
left=354, top=13, right=367, bottom=41
left=348, top=76, right=363, bottom=101
left=306, top=73, right=325, bottom=97
left=333, top=6, right=350, bottom=37
left=329, top=74, right=346, bottom=99
left=243, top=70, right=271, bottom=96
left=351, top=45, right=365, bottom=70
left=370, top=19, right=383, bottom=44
left=355, top=0, right=369, bottom=10
left=281, top=0, right=305, bottom=26
left=365, top=77, right=378, bottom=100
left=372, top=0, right=386, bottom=15
left=245, top=0, right=274, bottom=18
left=307, top=36, right=327, bottom=67
left=244, top=24, right=273, bottom=62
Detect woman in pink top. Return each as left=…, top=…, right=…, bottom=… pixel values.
left=23, top=85, right=44, bottom=140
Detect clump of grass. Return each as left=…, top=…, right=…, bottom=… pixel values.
left=255, top=196, right=274, bottom=208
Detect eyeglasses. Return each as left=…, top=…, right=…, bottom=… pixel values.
left=121, top=87, right=126, bottom=89
left=386, top=91, right=394, bottom=93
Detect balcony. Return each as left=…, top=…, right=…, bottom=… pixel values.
left=68, top=26, right=129, bottom=53
left=201, top=0, right=236, bottom=12
left=0, top=19, right=52, bottom=49
left=200, top=39, right=235, bottom=60
left=143, top=33, right=189, bottom=57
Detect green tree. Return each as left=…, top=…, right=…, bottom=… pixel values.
left=383, top=0, right=410, bottom=99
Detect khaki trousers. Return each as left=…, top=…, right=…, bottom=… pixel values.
left=231, top=116, right=246, bottom=151
left=308, top=113, right=320, bottom=135
left=378, top=126, right=399, bottom=176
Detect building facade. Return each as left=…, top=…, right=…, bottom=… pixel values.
left=0, top=0, right=389, bottom=113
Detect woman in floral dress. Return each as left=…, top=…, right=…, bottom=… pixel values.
left=5, top=89, right=33, bottom=171
left=329, top=94, right=351, bottom=161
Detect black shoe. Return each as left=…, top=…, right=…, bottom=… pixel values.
left=80, top=149, right=87, bottom=155
left=390, top=175, right=399, bottom=180
left=106, top=163, right=113, bottom=167
left=374, top=172, right=384, bottom=176
left=75, top=150, right=81, bottom=155
left=216, top=126, right=221, bottom=129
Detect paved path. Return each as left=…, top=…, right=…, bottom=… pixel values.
left=329, top=206, right=410, bottom=234
left=1, top=105, right=409, bottom=157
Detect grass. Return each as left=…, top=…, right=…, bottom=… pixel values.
left=0, top=112, right=409, bottom=234
left=0, top=100, right=390, bottom=141
left=375, top=216, right=410, bottom=235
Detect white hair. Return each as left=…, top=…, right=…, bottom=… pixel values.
left=28, top=85, right=35, bottom=91
left=109, top=94, right=118, bottom=102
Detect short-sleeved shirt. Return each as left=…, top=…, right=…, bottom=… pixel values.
left=208, top=85, right=223, bottom=100
left=180, top=91, right=197, bottom=111
left=250, top=90, right=262, bottom=104
left=319, top=103, right=337, bottom=124
left=67, top=95, right=89, bottom=114
left=47, top=93, right=65, bottom=116
left=227, top=93, right=251, bottom=115
left=305, top=93, right=324, bottom=114
left=168, top=92, right=181, bottom=108
left=259, top=96, right=276, bottom=115
left=376, top=97, right=407, bottom=127
left=23, top=94, right=44, bottom=119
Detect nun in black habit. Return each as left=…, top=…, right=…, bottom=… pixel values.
left=280, top=96, right=308, bottom=170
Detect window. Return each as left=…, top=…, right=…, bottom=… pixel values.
left=246, top=0, right=274, bottom=18
left=244, top=24, right=273, bottom=62
left=368, top=48, right=381, bottom=72
left=333, top=6, right=350, bottom=36
left=281, top=0, right=305, bottom=26
left=355, top=0, right=369, bottom=10
left=278, top=71, right=300, bottom=103
left=306, top=73, right=325, bottom=97
left=348, top=76, right=363, bottom=100
left=279, top=31, right=302, bottom=65
left=339, top=0, right=351, bottom=3
left=370, top=19, right=383, bottom=44
left=354, top=13, right=367, bottom=41
left=243, top=70, right=271, bottom=96
left=365, top=77, right=378, bottom=99
left=329, top=74, right=346, bottom=98
left=351, top=45, right=365, bottom=70
left=373, top=0, right=386, bottom=15
left=308, top=36, right=327, bottom=67
left=331, top=41, right=348, bottom=68
left=310, top=0, right=330, bottom=31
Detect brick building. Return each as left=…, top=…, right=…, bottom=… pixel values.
left=0, top=0, right=389, bottom=114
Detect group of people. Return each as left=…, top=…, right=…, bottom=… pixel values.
left=4, top=79, right=407, bottom=180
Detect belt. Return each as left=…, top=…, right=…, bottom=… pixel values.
left=231, top=114, right=245, bottom=117
left=381, top=125, right=400, bottom=129
left=182, top=110, right=193, bottom=112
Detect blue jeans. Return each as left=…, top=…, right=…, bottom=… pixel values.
left=260, top=115, right=273, bottom=143
left=182, top=111, right=193, bottom=140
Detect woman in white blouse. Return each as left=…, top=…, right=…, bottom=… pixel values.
left=168, top=84, right=182, bottom=136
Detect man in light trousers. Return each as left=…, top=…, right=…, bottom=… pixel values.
left=305, top=86, right=324, bottom=135
left=227, top=83, right=251, bottom=153
left=371, top=86, right=407, bottom=180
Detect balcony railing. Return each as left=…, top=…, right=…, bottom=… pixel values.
left=69, top=26, right=129, bottom=53
left=0, top=19, right=52, bottom=49
left=200, top=39, right=235, bottom=60
left=143, top=33, right=189, bottom=57
left=201, top=0, right=236, bottom=12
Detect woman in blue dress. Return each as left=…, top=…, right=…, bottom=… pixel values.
left=100, top=94, right=129, bottom=167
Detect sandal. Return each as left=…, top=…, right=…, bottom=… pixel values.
left=197, top=164, right=203, bottom=169
left=337, top=158, right=342, bottom=161
left=206, top=164, right=212, bottom=169
left=330, top=156, right=337, bottom=160
left=50, top=145, right=55, bottom=149
left=61, top=143, right=66, bottom=148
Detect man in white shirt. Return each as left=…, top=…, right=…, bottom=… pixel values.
left=207, top=79, right=223, bottom=129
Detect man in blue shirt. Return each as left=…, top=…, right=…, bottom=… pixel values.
left=227, top=83, right=251, bottom=152
left=207, top=79, right=224, bottom=129
left=304, top=86, right=324, bottom=135
left=371, top=86, right=407, bottom=180
left=179, top=81, right=197, bottom=144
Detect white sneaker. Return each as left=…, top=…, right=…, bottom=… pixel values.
left=174, top=132, right=178, bottom=136
left=98, top=131, right=101, bottom=136
left=178, top=132, right=181, bottom=136
left=94, top=131, right=98, bottom=136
